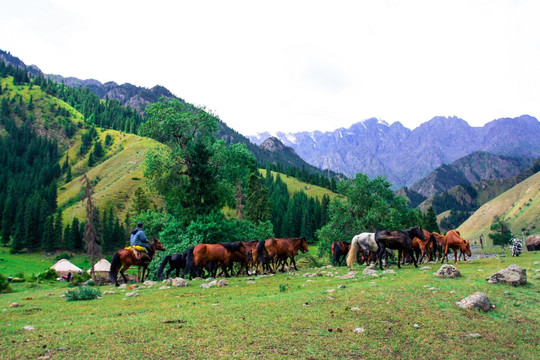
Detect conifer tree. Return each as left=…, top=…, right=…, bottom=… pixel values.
left=82, top=174, right=101, bottom=281
left=245, top=171, right=271, bottom=223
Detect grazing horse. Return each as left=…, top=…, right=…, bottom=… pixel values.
left=440, top=230, right=471, bottom=264
left=157, top=252, right=187, bottom=280
left=345, top=233, right=379, bottom=269
left=258, top=237, right=308, bottom=273
left=243, top=240, right=261, bottom=275
left=432, top=232, right=446, bottom=260
left=183, top=242, right=247, bottom=279
left=331, top=241, right=351, bottom=267
left=375, top=227, right=425, bottom=270
left=109, top=238, right=166, bottom=286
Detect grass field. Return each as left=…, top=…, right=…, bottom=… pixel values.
left=1, top=248, right=539, bottom=359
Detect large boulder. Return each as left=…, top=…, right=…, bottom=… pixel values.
left=526, top=235, right=540, bottom=251
left=456, top=292, right=493, bottom=312
left=486, top=265, right=527, bottom=286
left=435, top=264, right=461, bottom=278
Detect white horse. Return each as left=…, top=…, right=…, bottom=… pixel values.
left=346, top=233, right=379, bottom=269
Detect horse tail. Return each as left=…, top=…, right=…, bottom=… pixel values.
left=109, top=252, right=121, bottom=285
left=183, top=246, right=195, bottom=279
left=346, top=236, right=359, bottom=269
left=257, top=240, right=267, bottom=265
left=157, top=255, right=171, bottom=280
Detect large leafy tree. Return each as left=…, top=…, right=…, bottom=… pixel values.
left=316, top=173, right=418, bottom=257
left=489, top=216, right=512, bottom=249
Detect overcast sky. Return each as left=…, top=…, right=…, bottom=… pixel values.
left=1, top=0, right=539, bottom=135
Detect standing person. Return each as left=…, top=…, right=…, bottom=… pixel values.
left=479, top=234, right=484, bottom=250
left=130, top=222, right=150, bottom=262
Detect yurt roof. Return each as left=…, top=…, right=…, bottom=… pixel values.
left=93, top=259, right=111, bottom=272
left=50, top=259, right=82, bottom=273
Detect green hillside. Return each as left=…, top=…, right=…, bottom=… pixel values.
left=261, top=170, right=339, bottom=201
left=457, top=171, right=540, bottom=242
left=58, top=130, right=164, bottom=222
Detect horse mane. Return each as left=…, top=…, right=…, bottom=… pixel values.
left=220, top=241, right=243, bottom=252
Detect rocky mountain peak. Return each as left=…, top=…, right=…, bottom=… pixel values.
left=260, top=137, right=287, bottom=152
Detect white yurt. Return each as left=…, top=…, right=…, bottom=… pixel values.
left=50, top=259, right=83, bottom=276
left=87, top=259, right=111, bottom=277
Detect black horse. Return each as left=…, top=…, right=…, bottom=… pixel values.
left=157, top=252, right=188, bottom=280
left=374, top=226, right=425, bottom=270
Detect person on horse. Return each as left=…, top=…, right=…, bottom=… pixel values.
left=130, top=222, right=151, bottom=262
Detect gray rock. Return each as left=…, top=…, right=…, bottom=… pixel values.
left=102, top=291, right=115, bottom=295
left=414, top=323, right=420, bottom=329
left=435, top=264, right=461, bottom=278
left=353, top=327, right=365, bottom=333
left=159, top=286, right=171, bottom=290
left=486, top=265, right=527, bottom=286
left=143, top=280, right=157, bottom=286
left=382, top=270, right=395, bottom=275
left=456, top=292, right=493, bottom=312
left=171, top=278, right=191, bottom=287
left=125, top=292, right=139, bottom=297
left=340, top=272, right=357, bottom=279
left=217, top=279, right=228, bottom=287
left=337, top=284, right=346, bottom=289
left=420, top=266, right=432, bottom=270
left=465, top=333, right=482, bottom=338
left=23, top=325, right=35, bottom=331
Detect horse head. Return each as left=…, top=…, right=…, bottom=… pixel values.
left=298, top=237, right=309, bottom=253
left=408, top=227, right=426, bottom=241
left=461, top=239, right=472, bottom=257
left=152, top=238, right=166, bottom=251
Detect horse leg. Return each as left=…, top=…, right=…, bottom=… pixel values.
left=453, top=249, right=458, bottom=264
left=120, top=265, right=130, bottom=284
left=397, top=250, right=402, bottom=269
left=377, top=245, right=385, bottom=270
left=290, top=256, right=298, bottom=271
left=408, top=247, right=418, bottom=268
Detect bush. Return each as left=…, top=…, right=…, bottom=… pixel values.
left=70, top=271, right=91, bottom=286
left=38, top=268, right=59, bottom=281
left=65, top=287, right=101, bottom=301
left=54, top=252, right=73, bottom=261
left=0, top=272, right=12, bottom=293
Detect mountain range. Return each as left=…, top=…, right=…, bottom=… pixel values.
left=249, top=116, right=540, bottom=187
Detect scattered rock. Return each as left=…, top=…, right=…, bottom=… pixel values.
left=363, top=267, right=379, bottom=277
left=9, top=302, right=21, bottom=308
left=504, top=291, right=511, bottom=296
left=337, top=284, right=346, bottom=289
left=326, top=289, right=336, bottom=293
left=420, top=266, right=432, bottom=270
left=353, top=327, right=365, bottom=333
left=128, top=284, right=139, bottom=291
left=350, top=307, right=361, bottom=311
left=465, top=333, right=482, bottom=338
left=143, top=280, right=157, bottom=286
left=382, top=270, right=395, bottom=275
left=208, top=280, right=218, bottom=287
left=435, top=265, right=461, bottom=278
left=533, top=261, right=540, bottom=265
left=125, top=292, right=139, bottom=297
left=217, top=279, right=228, bottom=287
left=247, top=281, right=255, bottom=284
left=45, top=293, right=55, bottom=297
left=526, top=235, right=540, bottom=251
left=24, top=325, right=35, bottom=331
left=414, top=323, right=420, bottom=329
left=200, top=283, right=215, bottom=289
left=102, top=291, right=115, bottom=295
left=159, top=286, right=171, bottom=290
left=486, top=265, right=527, bottom=286
left=118, top=284, right=127, bottom=289
left=171, top=278, right=191, bottom=287
left=456, top=292, right=493, bottom=312
left=340, top=272, right=357, bottom=280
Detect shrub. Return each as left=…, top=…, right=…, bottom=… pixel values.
left=54, top=252, right=73, bottom=261
left=70, top=271, right=91, bottom=286
left=38, top=269, right=59, bottom=281
left=0, top=272, right=13, bottom=293
left=65, top=287, right=101, bottom=301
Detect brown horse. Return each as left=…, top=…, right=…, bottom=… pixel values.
left=183, top=242, right=247, bottom=279
left=244, top=240, right=262, bottom=275
left=375, top=227, right=425, bottom=270
left=331, top=241, right=351, bottom=267
left=432, top=232, right=446, bottom=260
left=257, top=237, right=309, bottom=273
left=109, top=238, right=166, bottom=286
left=440, top=230, right=471, bottom=264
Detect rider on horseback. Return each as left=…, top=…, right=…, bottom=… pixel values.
left=130, top=222, right=151, bottom=262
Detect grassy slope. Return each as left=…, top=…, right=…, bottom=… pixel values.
left=0, top=250, right=538, bottom=359
left=458, top=171, right=540, bottom=242
left=261, top=170, right=340, bottom=201
left=58, top=130, right=163, bottom=222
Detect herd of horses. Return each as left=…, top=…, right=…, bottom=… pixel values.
left=334, top=228, right=472, bottom=270
left=108, top=227, right=472, bottom=287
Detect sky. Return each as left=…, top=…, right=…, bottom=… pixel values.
left=1, top=0, right=539, bottom=136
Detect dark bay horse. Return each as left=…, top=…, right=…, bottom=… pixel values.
left=257, top=237, right=308, bottom=273
left=157, top=252, right=187, bottom=280
left=109, top=238, right=166, bottom=286
left=374, top=227, right=425, bottom=270
left=183, top=242, right=247, bottom=279
left=331, top=241, right=351, bottom=267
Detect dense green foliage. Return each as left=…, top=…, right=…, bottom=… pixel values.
left=0, top=272, right=12, bottom=293
left=316, top=174, right=421, bottom=257
left=65, top=286, right=101, bottom=301
left=488, top=216, right=512, bottom=248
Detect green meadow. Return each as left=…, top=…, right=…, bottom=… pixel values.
left=1, top=247, right=539, bottom=359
